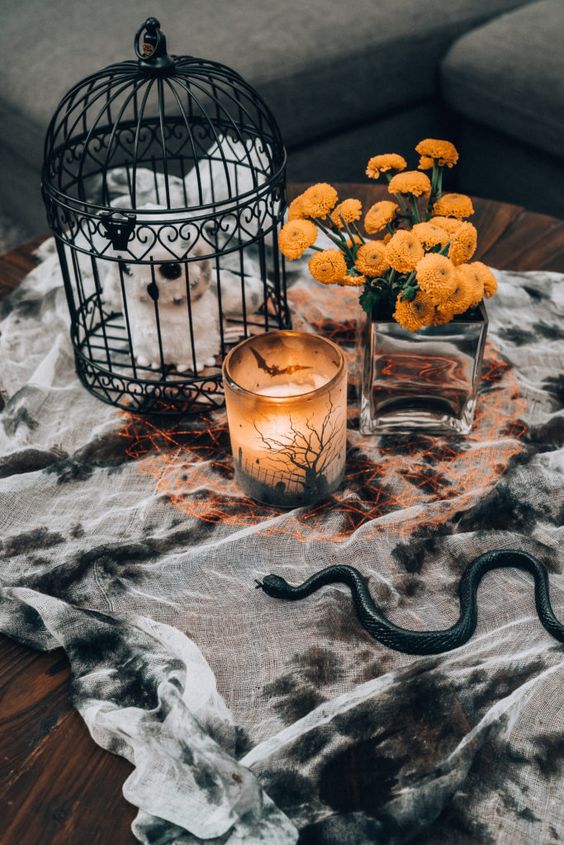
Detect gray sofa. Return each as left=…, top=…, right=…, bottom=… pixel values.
left=1, top=0, right=563, bottom=236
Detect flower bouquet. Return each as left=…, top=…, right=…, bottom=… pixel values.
left=278, top=139, right=496, bottom=434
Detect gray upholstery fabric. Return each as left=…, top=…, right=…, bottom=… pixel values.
left=442, top=0, right=564, bottom=162
left=288, top=102, right=455, bottom=184
left=455, top=118, right=564, bottom=219
left=0, top=0, right=533, bottom=232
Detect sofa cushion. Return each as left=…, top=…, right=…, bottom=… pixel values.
left=0, top=0, right=533, bottom=171
left=441, top=0, right=564, bottom=161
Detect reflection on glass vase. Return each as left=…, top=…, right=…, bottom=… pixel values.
left=359, top=303, right=488, bottom=435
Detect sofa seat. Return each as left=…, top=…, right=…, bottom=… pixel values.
left=442, top=0, right=564, bottom=161
left=0, top=0, right=533, bottom=231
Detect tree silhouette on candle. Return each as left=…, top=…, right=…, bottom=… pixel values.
left=250, top=398, right=345, bottom=504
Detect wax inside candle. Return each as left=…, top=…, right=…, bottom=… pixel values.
left=256, top=373, right=329, bottom=397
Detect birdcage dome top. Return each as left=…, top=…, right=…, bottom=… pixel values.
left=42, top=17, right=286, bottom=218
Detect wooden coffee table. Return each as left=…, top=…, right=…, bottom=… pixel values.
left=1, top=185, right=564, bottom=845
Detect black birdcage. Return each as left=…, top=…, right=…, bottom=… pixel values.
left=42, top=17, right=289, bottom=415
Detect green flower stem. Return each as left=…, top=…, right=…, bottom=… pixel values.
left=410, top=196, right=421, bottom=224
left=431, top=161, right=439, bottom=195
left=392, top=192, right=408, bottom=214
left=426, top=161, right=444, bottom=220
left=314, top=217, right=355, bottom=264
left=352, top=222, right=366, bottom=244
left=341, top=215, right=358, bottom=248
left=437, top=167, right=444, bottom=197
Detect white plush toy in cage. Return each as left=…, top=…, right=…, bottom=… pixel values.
left=102, top=203, right=265, bottom=374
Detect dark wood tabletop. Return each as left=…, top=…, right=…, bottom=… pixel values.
left=1, top=184, right=564, bottom=845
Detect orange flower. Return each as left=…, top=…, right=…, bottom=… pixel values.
left=432, top=307, right=456, bottom=326
left=308, top=249, right=347, bottom=284
left=415, top=253, right=457, bottom=303
left=437, top=267, right=475, bottom=316
left=365, top=153, right=407, bottom=179
left=355, top=241, right=390, bottom=277
left=301, top=183, right=338, bottom=218
left=394, top=291, right=435, bottom=332
left=415, top=139, right=459, bottom=167
left=448, top=222, right=478, bottom=265
left=364, top=200, right=399, bottom=234
left=278, top=219, right=317, bottom=260
left=472, top=261, right=497, bottom=298
left=386, top=230, right=425, bottom=273
left=429, top=215, right=464, bottom=235
left=287, top=195, right=306, bottom=221
left=388, top=171, right=432, bottom=197
left=412, top=222, right=449, bottom=250
left=433, top=193, right=474, bottom=219
left=457, top=264, right=484, bottom=307
left=330, top=198, right=362, bottom=228
left=418, top=155, right=435, bottom=171
left=339, top=273, right=366, bottom=287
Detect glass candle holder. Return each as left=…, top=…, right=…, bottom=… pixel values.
left=223, top=331, right=347, bottom=507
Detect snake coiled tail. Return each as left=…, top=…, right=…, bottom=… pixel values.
left=256, top=550, right=564, bottom=655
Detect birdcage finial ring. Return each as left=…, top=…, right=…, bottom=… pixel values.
left=134, top=17, right=175, bottom=72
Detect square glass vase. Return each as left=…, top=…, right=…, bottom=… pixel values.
left=358, top=302, right=488, bottom=436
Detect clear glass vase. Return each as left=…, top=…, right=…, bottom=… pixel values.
left=358, top=303, right=488, bottom=435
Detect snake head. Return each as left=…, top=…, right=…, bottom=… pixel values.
left=256, top=574, right=289, bottom=598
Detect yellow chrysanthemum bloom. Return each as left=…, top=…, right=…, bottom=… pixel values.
left=308, top=249, right=347, bottom=284
left=415, top=253, right=457, bottom=304
left=457, top=264, right=484, bottom=307
left=364, top=200, right=399, bottom=234
left=365, top=153, right=407, bottom=180
left=472, top=261, right=498, bottom=298
left=433, top=193, right=474, bottom=219
left=301, top=183, right=339, bottom=218
left=432, top=307, right=456, bottom=326
left=412, top=222, right=449, bottom=250
left=330, top=198, right=362, bottom=228
left=437, top=267, right=475, bottom=316
left=354, top=241, right=390, bottom=277
left=429, top=215, right=464, bottom=235
left=415, top=139, right=459, bottom=168
left=339, top=273, right=366, bottom=287
left=448, top=221, right=478, bottom=266
left=386, top=230, right=425, bottom=273
left=278, top=219, right=317, bottom=260
left=287, top=195, right=306, bottom=221
left=418, top=155, right=435, bottom=171
left=394, top=291, right=435, bottom=332
left=388, top=171, right=432, bottom=197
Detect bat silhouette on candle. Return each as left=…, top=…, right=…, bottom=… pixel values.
left=250, top=347, right=312, bottom=378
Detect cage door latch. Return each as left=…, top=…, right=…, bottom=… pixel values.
left=100, top=211, right=136, bottom=250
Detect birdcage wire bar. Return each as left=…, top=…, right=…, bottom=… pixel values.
left=42, top=17, right=289, bottom=415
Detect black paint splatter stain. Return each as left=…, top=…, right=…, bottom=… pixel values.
left=290, top=646, right=344, bottom=687
left=0, top=447, right=67, bottom=479
left=533, top=731, right=564, bottom=778
left=498, top=326, right=535, bottom=346
left=1, top=527, right=65, bottom=558
left=392, top=524, right=453, bottom=574
left=542, top=375, right=564, bottom=409
left=260, top=768, right=315, bottom=811
left=533, top=321, right=564, bottom=342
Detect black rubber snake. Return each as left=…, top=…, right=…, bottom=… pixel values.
left=255, top=550, right=564, bottom=655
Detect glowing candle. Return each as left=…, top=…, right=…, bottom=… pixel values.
left=223, top=331, right=347, bottom=507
